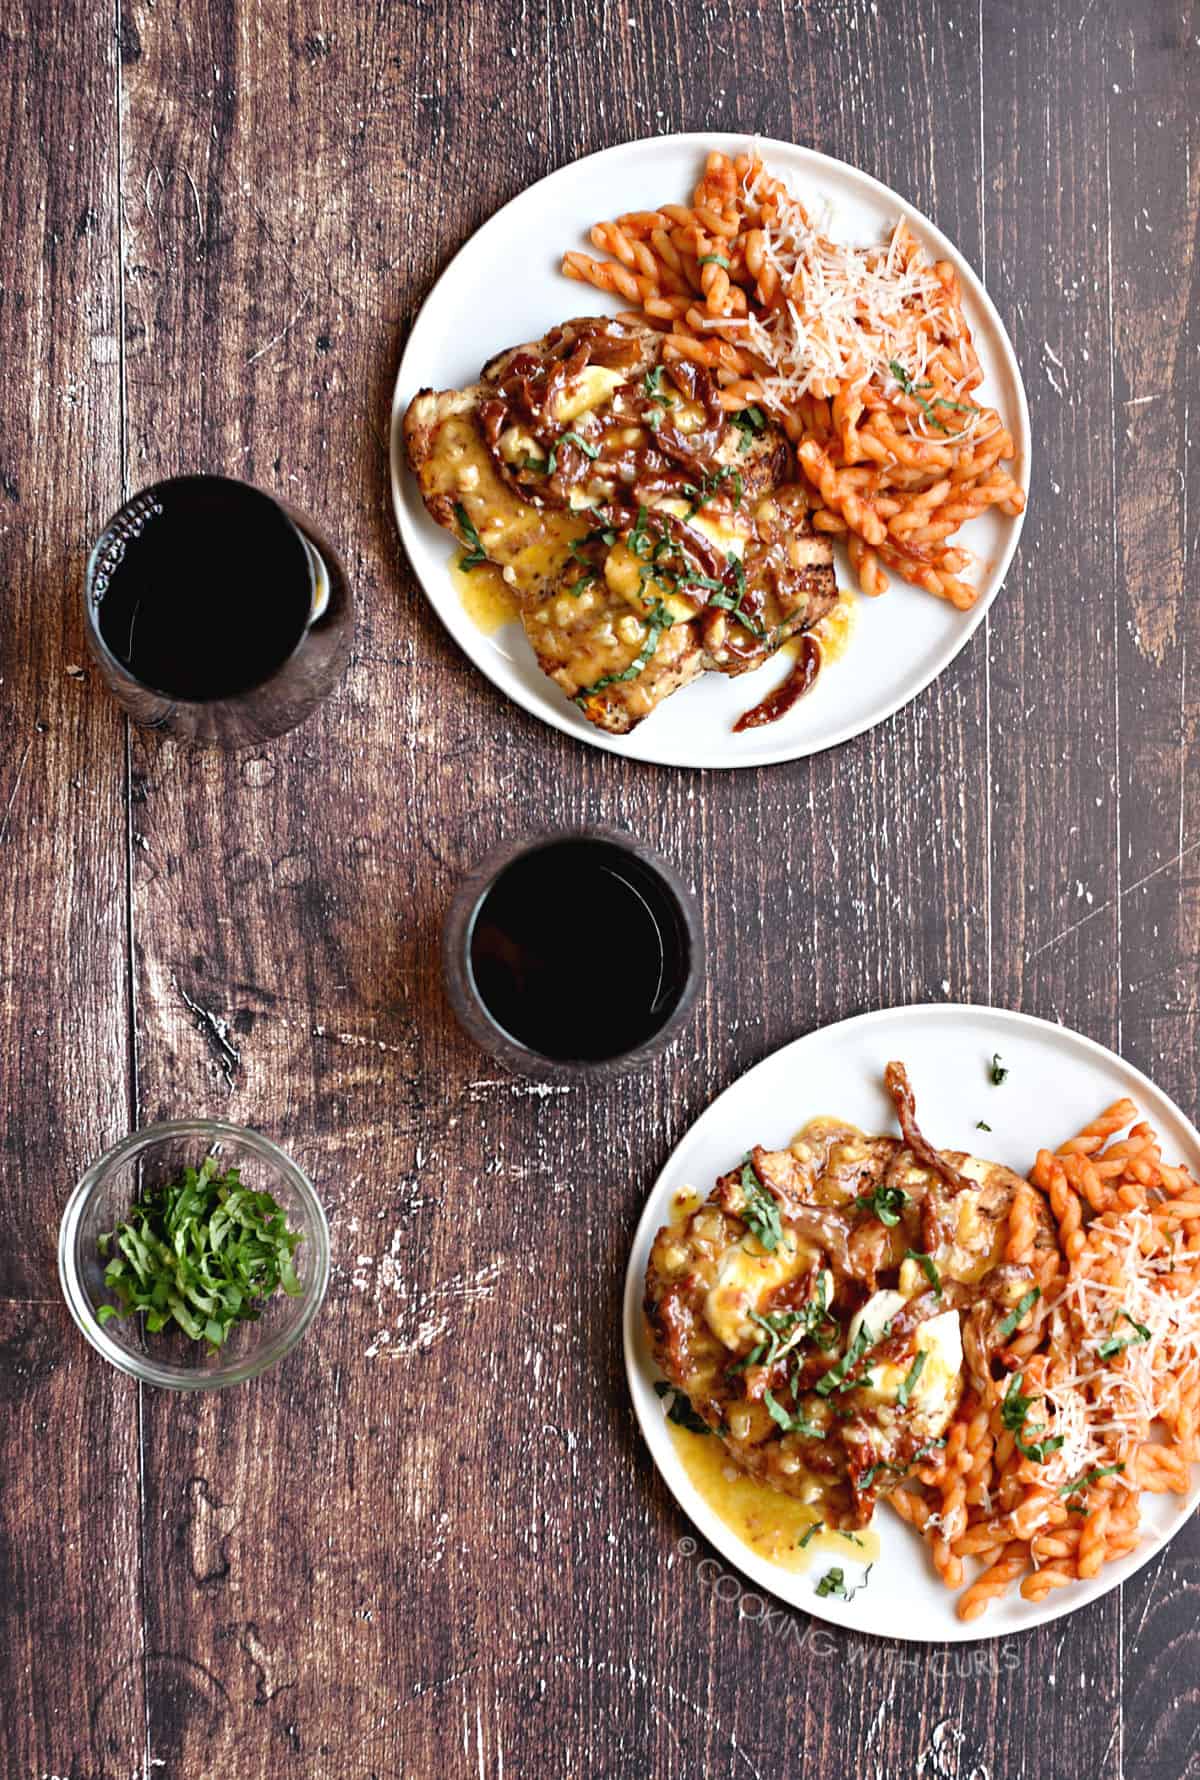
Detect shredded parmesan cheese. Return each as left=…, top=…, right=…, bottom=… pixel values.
left=1060, top=1210, right=1200, bottom=1457
left=736, top=159, right=989, bottom=451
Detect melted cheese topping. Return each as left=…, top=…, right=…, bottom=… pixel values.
left=846, top=1290, right=964, bottom=1434
left=703, top=1229, right=813, bottom=1350
left=812, top=586, right=857, bottom=663
left=423, top=412, right=586, bottom=603
left=653, top=497, right=749, bottom=563
left=549, top=364, right=625, bottom=424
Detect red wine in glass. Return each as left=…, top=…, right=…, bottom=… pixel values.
left=85, top=475, right=352, bottom=746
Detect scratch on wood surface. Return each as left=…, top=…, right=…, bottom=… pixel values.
left=313, top=1023, right=406, bottom=1055
left=362, top=1254, right=503, bottom=1358
left=173, top=974, right=241, bottom=1090
left=141, top=163, right=205, bottom=258
left=1041, top=340, right=1068, bottom=396
left=184, top=1477, right=238, bottom=1586
left=245, top=294, right=313, bottom=365
left=466, top=1077, right=572, bottom=1100
left=915, top=1717, right=993, bottom=1780
left=229, top=1622, right=297, bottom=1705
left=0, top=735, right=34, bottom=848
left=1024, top=836, right=1200, bottom=962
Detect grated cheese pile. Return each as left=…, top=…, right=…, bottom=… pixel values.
left=1058, top=1210, right=1200, bottom=1461
left=734, top=159, right=980, bottom=436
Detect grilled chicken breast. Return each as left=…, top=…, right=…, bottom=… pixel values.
left=644, top=1067, right=1057, bottom=1529
left=403, top=316, right=838, bottom=733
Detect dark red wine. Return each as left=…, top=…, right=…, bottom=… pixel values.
left=86, top=475, right=352, bottom=745
left=92, top=477, right=314, bottom=701
left=468, top=839, right=691, bottom=1062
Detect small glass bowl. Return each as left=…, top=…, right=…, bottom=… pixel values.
left=58, top=1119, right=330, bottom=1389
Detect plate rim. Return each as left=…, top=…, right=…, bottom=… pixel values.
left=621, top=1000, right=1200, bottom=1643
left=389, top=130, right=1032, bottom=770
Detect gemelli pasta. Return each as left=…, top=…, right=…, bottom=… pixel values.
left=563, top=147, right=1025, bottom=610
left=893, top=1100, right=1200, bottom=1618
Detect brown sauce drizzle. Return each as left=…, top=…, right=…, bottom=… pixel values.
left=479, top=320, right=731, bottom=517
left=884, top=1059, right=976, bottom=1195
left=473, top=317, right=835, bottom=731
left=733, top=635, right=821, bottom=731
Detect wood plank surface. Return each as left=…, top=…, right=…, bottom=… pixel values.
left=0, top=5, right=145, bottom=1777
left=0, top=0, right=1197, bottom=1775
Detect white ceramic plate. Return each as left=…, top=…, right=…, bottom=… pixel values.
left=390, top=132, right=1030, bottom=769
left=623, top=1004, right=1200, bottom=1641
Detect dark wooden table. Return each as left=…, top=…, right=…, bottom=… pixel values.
left=3, top=1, right=1197, bottom=1775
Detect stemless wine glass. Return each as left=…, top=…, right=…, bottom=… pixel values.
left=442, top=825, right=704, bottom=1083
left=84, top=474, right=353, bottom=747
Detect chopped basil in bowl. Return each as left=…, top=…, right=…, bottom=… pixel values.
left=58, top=1120, right=329, bottom=1388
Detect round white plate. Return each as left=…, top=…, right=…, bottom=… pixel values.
left=390, top=132, right=1030, bottom=769
left=623, top=1004, right=1200, bottom=1641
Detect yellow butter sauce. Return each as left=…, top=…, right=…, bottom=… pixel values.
left=661, top=1173, right=881, bottom=1577
left=814, top=584, right=858, bottom=663
left=448, top=552, right=519, bottom=635
left=668, top=1423, right=881, bottom=1574
left=775, top=585, right=858, bottom=671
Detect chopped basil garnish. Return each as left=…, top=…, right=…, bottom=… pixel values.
left=628, top=503, right=660, bottom=560
left=1016, top=1426, right=1064, bottom=1464
left=816, top=1323, right=875, bottom=1398
left=1061, top=1463, right=1125, bottom=1498
left=682, top=465, right=742, bottom=516
left=1000, top=1372, right=1035, bottom=1432
left=997, top=1286, right=1040, bottom=1340
left=653, top=1380, right=710, bottom=1435
left=569, top=528, right=615, bottom=566
left=816, top=1561, right=873, bottom=1601
left=911, top=1435, right=947, bottom=1466
left=897, top=1349, right=927, bottom=1409
left=763, top=1389, right=824, bottom=1438
left=643, top=365, right=675, bottom=406
left=739, top=1156, right=783, bottom=1252
left=904, top=1248, right=942, bottom=1296
left=976, top=1120, right=992, bottom=1132
left=855, top=1184, right=910, bottom=1227
left=1097, top=1310, right=1152, bottom=1360
left=453, top=502, right=488, bottom=570
left=95, top=1155, right=304, bottom=1347
left=743, top=1275, right=831, bottom=1367
left=1001, top=1371, right=1063, bottom=1464
left=799, top=1520, right=823, bottom=1548
left=706, top=586, right=766, bottom=638
left=559, top=429, right=600, bottom=460
left=730, top=405, right=767, bottom=453
left=990, top=1052, right=1009, bottom=1085
left=574, top=599, right=675, bottom=703
left=698, top=253, right=731, bottom=268
left=702, top=552, right=765, bottom=636
left=888, top=358, right=975, bottom=434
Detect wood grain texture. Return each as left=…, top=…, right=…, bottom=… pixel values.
left=1109, top=8, right=1200, bottom=1780
left=0, top=0, right=1197, bottom=1775
left=0, top=5, right=145, bottom=1778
